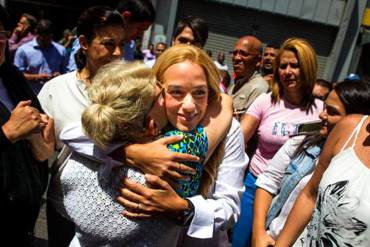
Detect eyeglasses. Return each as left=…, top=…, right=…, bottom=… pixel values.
left=155, top=81, right=165, bottom=100
left=175, top=37, right=202, bottom=47
left=148, top=81, right=165, bottom=109
left=97, top=39, right=125, bottom=51
left=143, top=81, right=165, bottom=127
left=0, top=31, right=10, bottom=40
left=230, top=49, right=259, bottom=58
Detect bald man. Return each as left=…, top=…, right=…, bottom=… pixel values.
left=228, top=36, right=269, bottom=119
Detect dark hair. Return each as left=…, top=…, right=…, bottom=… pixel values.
left=0, top=5, right=11, bottom=30
left=156, top=41, right=166, bottom=47
left=294, top=80, right=370, bottom=157
left=75, top=6, right=124, bottom=71
left=0, top=5, right=11, bottom=62
left=264, top=43, right=279, bottom=50
left=315, top=79, right=332, bottom=90
left=335, top=80, right=370, bottom=115
left=116, top=0, right=155, bottom=23
left=22, top=13, right=37, bottom=34
left=173, top=16, right=209, bottom=48
left=35, top=19, right=54, bottom=35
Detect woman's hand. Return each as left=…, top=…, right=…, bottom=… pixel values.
left=125, top=136, right=198, bottom=183
left=2, top=100, right=45, bottom=142
left=27, top=115, right=55, bottom=161
left=117, top=174, right=188, bottom=219
left=252, top=229, right=275, bottom=247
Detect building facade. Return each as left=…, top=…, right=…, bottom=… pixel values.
left=151, top=0, right=369, bottom=82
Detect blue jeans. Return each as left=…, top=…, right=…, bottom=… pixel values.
left=232, top=171, right=257, bottom=247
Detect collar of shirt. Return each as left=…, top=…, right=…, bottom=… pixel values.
left=31, top=37, right=51, bottom=50
left=0, top=76, right=15, bottom=111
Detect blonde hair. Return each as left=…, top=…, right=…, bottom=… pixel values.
left=153, top=44, right=222, bottom=197
left=271, top=38, right=317, bottom=110
left=153, top=44, right=221, bottom=102
left=82, top=60, right=157, bottom=149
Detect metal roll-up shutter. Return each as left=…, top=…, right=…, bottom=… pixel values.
left=177, top=0, right=338, bottom=78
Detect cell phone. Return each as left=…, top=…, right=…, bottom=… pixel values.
left=296, top=120, right=322, bottom=135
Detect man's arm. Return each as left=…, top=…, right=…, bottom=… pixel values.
left=23, top=72, right=51, bottom=82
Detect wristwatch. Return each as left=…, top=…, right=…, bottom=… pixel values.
left=176, top=199, right=195, bottom=226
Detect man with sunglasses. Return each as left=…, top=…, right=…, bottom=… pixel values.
left=228, top=36, right=269, bottom=120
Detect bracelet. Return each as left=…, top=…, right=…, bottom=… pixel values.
left=176, top=198, right=195, bottom=226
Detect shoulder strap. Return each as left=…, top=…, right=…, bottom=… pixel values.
left=341, top=116, right=368, bottom=151
left=351, top=116, right=368, bottom=148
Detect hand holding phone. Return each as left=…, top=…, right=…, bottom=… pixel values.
left=294, top=120, right=322, bottom=136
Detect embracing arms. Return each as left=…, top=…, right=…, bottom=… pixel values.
left=124, top=93, right=233, bottom=180
left=118, top=119, right=249, bottom=239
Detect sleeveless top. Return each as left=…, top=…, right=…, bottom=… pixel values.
left=306, top=116, right=370, bottom=246
left=164, top=125, right=208, bottom=197
left=60, top=126, right=208, bottom=246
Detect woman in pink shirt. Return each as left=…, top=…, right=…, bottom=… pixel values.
left=232, top=38, right=323, bottom=247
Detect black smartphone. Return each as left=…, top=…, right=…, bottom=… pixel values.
left=296, top=120, right=322, bottom=135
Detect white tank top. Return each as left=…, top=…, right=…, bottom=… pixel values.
left=306, top=116, right=370, bottom=246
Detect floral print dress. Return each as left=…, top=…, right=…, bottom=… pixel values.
left=306, top=116, right=370, bottom=247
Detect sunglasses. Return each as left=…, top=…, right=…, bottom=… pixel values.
left=143, top=81, right=165, bottom=128
left=230, top=49, right=259, bottom=58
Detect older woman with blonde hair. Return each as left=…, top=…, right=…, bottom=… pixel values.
left=59, top=61, right=178, bottom=246
left=232, top=38, right=323, bottom=247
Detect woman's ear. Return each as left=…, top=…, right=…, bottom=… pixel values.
left=146, top=117, right=161, bottom=137
left=79, top=35, right=88, bottom=52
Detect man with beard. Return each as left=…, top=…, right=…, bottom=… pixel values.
left=261, top=44, right=278, bottom=82
left=228, top=36, right=269, bottom=120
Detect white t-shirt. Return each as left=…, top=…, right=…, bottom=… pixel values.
left=37, top=71, right=90, bottom=214
left=256, top=136, right=313, bottom=246
left=214, top=61, right=228, bottom=71
left=38, top=71, right=90, bottom=149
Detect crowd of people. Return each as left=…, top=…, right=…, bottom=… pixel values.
left=0, top=0, right=369, bottom=247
